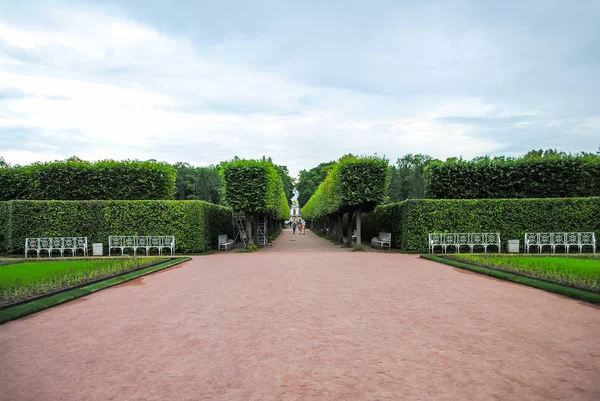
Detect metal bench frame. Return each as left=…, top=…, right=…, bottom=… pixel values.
left=428, top=233, right=501, bottom=254
left=525, top=232, right=596, bottom=253
left=108, top=236, right=175, bottom=256
left=25, top=237, right=88, bottom=258
left=371, top=232, right=392, bottom=250
left=218, top=234, right=234, bottom=251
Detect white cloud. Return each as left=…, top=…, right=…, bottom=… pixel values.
left=0, top=3, right=597, bottom=176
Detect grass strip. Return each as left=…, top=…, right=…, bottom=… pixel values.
left=420, top=254, right=600, bottom=304
left=0, top=257, right=191, bottom=325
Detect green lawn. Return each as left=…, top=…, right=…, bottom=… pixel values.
left=0, top=257, right=167, bottom=306
left=0, top=257, right=191, bottom=324
left=0, top=260, right=118, bottom=289
left=448, top=254, right=600, bottom=292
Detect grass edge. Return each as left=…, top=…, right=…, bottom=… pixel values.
left=420, top=254, right=600, bottom=304
left=0, top=257, right=191, bottom=325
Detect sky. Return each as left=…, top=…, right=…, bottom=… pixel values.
left=0, top=0, right=599, bottom=177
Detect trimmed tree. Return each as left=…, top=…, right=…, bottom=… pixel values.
left=221, top=159, right=289, bottom=246
left=301, top=155, right=389, bottom=247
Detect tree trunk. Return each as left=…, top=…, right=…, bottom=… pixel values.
left=337, top=214, right=343, bottom=243
left=356, top=210, right=362, bottom=247
left=346, top=211, right=354, bottom=247
left=253, top=213, right=259, bottom=245
left=245, top=212, right=254, bottom=247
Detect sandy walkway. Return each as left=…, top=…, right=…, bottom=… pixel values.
left=1, top=232, right=598, bottom=400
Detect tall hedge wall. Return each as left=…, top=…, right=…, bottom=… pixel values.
left=361, top=197, right=600, bottom=252
left=0, top=160, right=177, bottom=200
left=424, top=155, right=600, bottom=199
left=0, top=200, right=232, bottom=254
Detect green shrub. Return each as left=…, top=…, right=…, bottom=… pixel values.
left=0, top=200, right=233, bottom=254
left=362, top=197, right=600, bottom=252
left=0, top=159, right=177, bottom=200
left=425, top=154, right=600, bottom=199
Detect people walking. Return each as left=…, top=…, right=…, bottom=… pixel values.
left=292, top=221, right=297, bottom=234
left=298, top=221, right=303, bottom=235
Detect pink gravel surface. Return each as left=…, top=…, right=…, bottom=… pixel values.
left=1, top=229, right=599, bottom=401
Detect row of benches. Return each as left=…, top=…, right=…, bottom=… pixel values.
left=428, top=232, right=597, bottom=254
left=24, top=236, right=175, bottom=258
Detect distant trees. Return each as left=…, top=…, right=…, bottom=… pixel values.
left=173, top=163, right=223, bottom=203
left=388, top=154, right=433, bottom=202
left=296, top=161, right=337, bottom=207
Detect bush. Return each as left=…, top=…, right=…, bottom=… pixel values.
left=424, top=155, right=600, bottom=199
left=362, top=197, right=600, bottom=252
left=0, top=200, right=233, bottom=254
left=0, top=159, right=177, bottom=200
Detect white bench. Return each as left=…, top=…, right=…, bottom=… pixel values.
left=371, top=232, right=392, bottom=250
left=218, top=234, right=234, bottom=251
left=525, top=232, right=596, bottom=253
left=108, top=236, right=175, bottom=256
left=25, top=237, right=88, bottom=258
left=351, top=230, right=357, bottom=241
left=429, top=233, right=501, bottom=254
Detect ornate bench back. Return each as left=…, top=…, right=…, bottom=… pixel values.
left=379, top=232, right=391, bottom=242
left=526, top=232, right=596, bottom=246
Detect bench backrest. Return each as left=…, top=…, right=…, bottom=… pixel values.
left=109, top=236, right=175, bottom=247
left=429, top=233, right=500, bottom=245
left=379, top=232, right=391, bottom=241
left=26, top=237, right=87, bottom=249
left=525, top=232, right=596, bottom=245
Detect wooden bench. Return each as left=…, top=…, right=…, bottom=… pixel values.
left=371, top=232, right=392, bottom=250
left=108, top=236, right=175, bottom=256
left=428, top=233, right=501, bottom=254
left=25, top=237, right=88, bottom=258
left=218, top=234, right=234, bottom=251
left=525, top=232, right=596, bottom=253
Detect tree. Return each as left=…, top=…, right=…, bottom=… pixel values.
left=387, top=154, right=433, bottom=201
left=173, top=163, right=223, bottom=204
left=301, top=155, right=389, bottom=247
left=296, top=161, right=336, bottom=207
left=221, top=159, right=289, bottom=246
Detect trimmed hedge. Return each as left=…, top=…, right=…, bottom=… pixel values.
left=301, top=156, right=389, bottom=219
left=0, top=200, right=233, bottom=254
left=361, top=197, right=600, bottom=252
left=0, top=159, right=177, bottom=200
left=424, top=155, right=600, bottom=199
left=221, top=159, right=290, bottom=219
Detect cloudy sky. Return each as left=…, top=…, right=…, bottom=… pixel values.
left=1, top=0, right=598, bottom=176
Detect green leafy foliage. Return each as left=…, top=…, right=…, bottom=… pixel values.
left=362, top=197, right=600, bottom=252
left=296, top=161, right=336, bottom=207
left=0, top=200, right=233, bottom=254
left=425, top=153, right=600, bottom=199
left=221, top=159, right=290, bottom=218
left=301, top=155, right=389, bottom=219
left=388, top=154, right=435, bottom=202
left=173, top=163, right=223, bottom=203
left=0, top=159, right=177, bottom=200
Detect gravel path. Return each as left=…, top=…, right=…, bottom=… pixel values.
left=1, top=229, right=598, bottom=400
